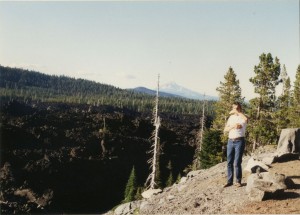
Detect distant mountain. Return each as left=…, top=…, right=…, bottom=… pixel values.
left=130, top=84, right=218, bottom=101
left=130, top=87, right=182, bottom=98
left=160, top=82, right=218, bottom=100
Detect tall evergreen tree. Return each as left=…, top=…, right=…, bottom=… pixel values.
left=176, top=173, right=182, bottom=183
left=289, top=65, right=300, bottom=127
left=214, top=67, right=243, bottom=130
left=248, top=53, right=281, bottom=149
left=123, top=166, right=137, bottom=203
left=213, top=67, right=244, bottom=145
left=199, top=130, right=222, bottom=169
left=165, top=161, right=173, bottom=187
left=275, top=64, right=291, bottom=133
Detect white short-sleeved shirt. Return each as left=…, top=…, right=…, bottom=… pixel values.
left=226, top=114, right=247, bottom=139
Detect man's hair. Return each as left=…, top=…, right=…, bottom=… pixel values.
left=233, top=102, right=242, bottom=112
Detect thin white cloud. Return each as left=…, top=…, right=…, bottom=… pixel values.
left=125, top=75, right=136, bottom=80
left=115, top=72, right=136, bottom=80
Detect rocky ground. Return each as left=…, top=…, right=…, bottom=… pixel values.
left=231, top=159, right=300, bottom=214
left=109, top=145, right=300, bottom=214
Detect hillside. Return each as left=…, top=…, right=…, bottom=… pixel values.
left=108, top=146, right=300, bottom=214
left=0, top=65, right=215, bottom=115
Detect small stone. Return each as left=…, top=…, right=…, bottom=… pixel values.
left=142, top=189, right=162, bottom=199
left=193, top=202, right=200, bottom=208
left=167, top=195, right=175, bottom=201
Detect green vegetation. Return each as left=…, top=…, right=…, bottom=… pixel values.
left=213, top=67, right=244, bottom=131
left=198, top=53, right=300, bottom=170
left=213, top=67, right=244, bottom=144
left=123, top=166, right=137, bottom=203
left=248, top=53, right=281, bottom=149
left=275, top=64, right=291, bottom=134
left=199, top=130, right=222, bottom=169
left=0, top=65, right=215, bottom=115
left=165, top=161, right=174, bottom=187
left=289, top=65, right=300, bottom=127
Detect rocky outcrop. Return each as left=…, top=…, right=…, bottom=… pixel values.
left=244, top=157, right=270, bottom=173
left=243, top=128, right=300, bottom=202
left=276, top=128, right=300, bottom=161
left=107, top=151, right=300, bottom=215
left=246, top=172, right=287, bottom=201
left=244, top=129, right=300, bottom=172
left=141, top=189, right=162, bottom=199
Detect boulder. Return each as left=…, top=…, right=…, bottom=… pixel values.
left=276, top=128, right=300, bottom=159
left=244, top=157, right=270, bottom=173
left=246, top=172, right=287, bottom=201
left=262, top=156, right=276, bottom=165
left=141, top=189, right=162, bottom=199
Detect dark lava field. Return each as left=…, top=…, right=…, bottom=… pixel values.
left=0, top=100, right=203, bottom=214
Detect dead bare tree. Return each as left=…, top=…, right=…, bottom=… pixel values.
left=145, top=74, right=161, bottom=189
left=193, top=94, right=206, bottom=170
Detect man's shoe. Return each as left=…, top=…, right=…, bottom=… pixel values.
left=235, top=182, right=242, bottom=187
left=223, top=182, right=233, bottom=188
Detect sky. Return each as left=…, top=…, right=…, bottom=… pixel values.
left=0, top=0, right=299, bottom=100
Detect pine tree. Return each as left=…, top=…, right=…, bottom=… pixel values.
left=289, top=65, right=300, bottom=127
left=165, top=161, right=173, bottom=187
left=213, top=67, right=244, bottom=144
left=176, top=173, right=182, bottom=183
left=275, top=64, right=291, bottom=133
left=248, top=53, right=281, bottom=149
left=134, top=187, right=144, bottom=200
left=123, top=166, right=137, bottom=203
left=199, top=130, right=222, bottom=169
left=166, top=172, right=173, bottom=187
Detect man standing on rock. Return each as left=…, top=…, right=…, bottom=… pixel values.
left=223, top=102, right=248, bottom=188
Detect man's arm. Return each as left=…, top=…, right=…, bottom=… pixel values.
left=224, top=123, right=235, bottom=133
left=237, top=112, right=248, bottom=123
left=224, top=116, right=236, bottom=132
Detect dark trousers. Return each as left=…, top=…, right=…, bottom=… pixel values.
left=226, top=138, right=245, bottom=184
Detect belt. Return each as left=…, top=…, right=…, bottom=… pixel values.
left=229, top=137, right=244, bottom=142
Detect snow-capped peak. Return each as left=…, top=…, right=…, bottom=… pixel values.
left=160, top=82, right=217, bottom=100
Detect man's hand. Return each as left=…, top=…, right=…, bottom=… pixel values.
left=235, top=123, right=242, bottom=129
left=229, top=108, right=239, bottom=115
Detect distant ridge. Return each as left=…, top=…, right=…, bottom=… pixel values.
left=130, top=87, right=182, bottom=98
left=131, top=83, right=218, bottom=101
left=0, top=65, right=209, bottom=114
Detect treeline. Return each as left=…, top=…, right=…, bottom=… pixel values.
left=0, top=65, right=215, bottom=115
left=196, top=53, right=300, bottom=170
